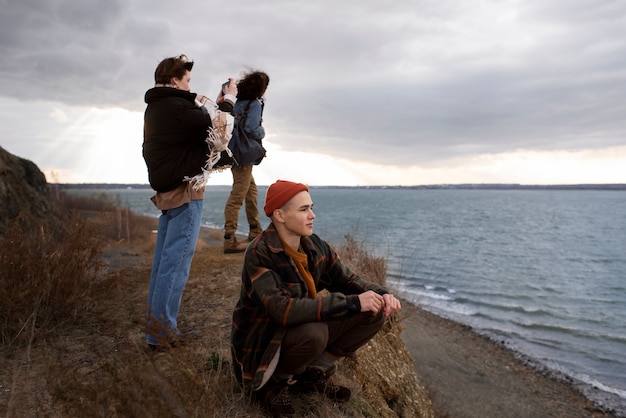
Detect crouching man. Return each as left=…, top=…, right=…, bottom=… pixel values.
left=231, top=180, right=402, bottom=417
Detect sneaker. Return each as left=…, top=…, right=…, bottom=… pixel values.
left=294, top=366, right=352, bottom=402
left=255, top=380, right=295, bottom=417
left=223, top=235, right=248, bottom=254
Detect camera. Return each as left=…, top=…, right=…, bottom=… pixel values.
left=222, top=80, right=230, bottom=95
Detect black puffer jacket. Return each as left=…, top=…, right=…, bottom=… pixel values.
left=142, top=87, right=216, bottom=192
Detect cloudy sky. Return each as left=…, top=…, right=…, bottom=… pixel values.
left=1, top=0, right=625, bottom=186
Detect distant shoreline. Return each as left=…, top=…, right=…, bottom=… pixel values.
left=53, top=183, right=626, bottom=191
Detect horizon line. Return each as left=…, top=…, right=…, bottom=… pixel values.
left=52, top=182, right=626, bottom=190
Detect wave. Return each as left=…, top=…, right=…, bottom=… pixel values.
left=511, top=321, right=626, bottom=347
left=454, top=297, right=554, bottom=317
left=424, top=284, right=456, bottom=294
left=404, top=288, right=454, bottom=302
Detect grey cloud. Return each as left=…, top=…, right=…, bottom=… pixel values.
left=262, top=0, right=626, bottom=163
left=1, top=0, right=625, bottom=167
left=522, top=0, right=625, bottom=23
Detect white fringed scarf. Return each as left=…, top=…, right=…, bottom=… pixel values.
left=183, top=94, right=235, bottom=190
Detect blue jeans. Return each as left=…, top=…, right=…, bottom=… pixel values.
left=146, top=200, right=203, bottom=346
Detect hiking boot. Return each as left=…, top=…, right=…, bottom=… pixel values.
left=248, top=224, right=263, bottom=242
left=147, top=327, right=198, bottom=351
left=223, top=235, right=248, bottom=254
left=254, top=380, right=295, bottom=417
left=294, top=365, right=352, bottom=402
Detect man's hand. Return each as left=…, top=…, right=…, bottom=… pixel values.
left=358, top=290, right=384, bottom=314
left=382, top=293, right=402, bottom=318
left=358, top=291, right=402, bottom=318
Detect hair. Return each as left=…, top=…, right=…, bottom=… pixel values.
left=236, top=70, right=270, bottom=100
left=154, top=54, right=194, bottom=84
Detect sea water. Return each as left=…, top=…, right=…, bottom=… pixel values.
left=69, top=186, right=626, bottom=415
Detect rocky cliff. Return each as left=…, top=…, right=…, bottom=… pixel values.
left=0, top=146, right=59, bottom=232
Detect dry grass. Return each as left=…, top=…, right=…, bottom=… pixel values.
left=0, top=211, right=102, bottom=348
left=0, top=192, right=432, bottom=417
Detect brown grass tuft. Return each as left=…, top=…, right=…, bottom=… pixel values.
left=0, top=212, right=102, bottom=347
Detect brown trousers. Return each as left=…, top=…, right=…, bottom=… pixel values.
left=224, top=165, right=261, bottom=237
left=275, top=311, right=385, bottom=377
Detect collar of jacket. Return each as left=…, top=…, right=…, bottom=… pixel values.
left=263, top=223, right=318, bottom=256
left=144, top=86, right=197, bottom=103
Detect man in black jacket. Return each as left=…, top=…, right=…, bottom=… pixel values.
left=142, top=54, right=236, bottom=350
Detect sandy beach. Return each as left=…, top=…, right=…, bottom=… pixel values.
left=399, top=303, right=616, bottom=417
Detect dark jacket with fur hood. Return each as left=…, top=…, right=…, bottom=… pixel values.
left=142, top=87, right=233, bottom=192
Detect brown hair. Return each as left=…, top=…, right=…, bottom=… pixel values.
left=154, top=54, right=194, bottom=84
left=237, top=70, right=270, bottom=100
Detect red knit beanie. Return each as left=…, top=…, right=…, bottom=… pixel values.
left=264, top=180, right=309, bottom=216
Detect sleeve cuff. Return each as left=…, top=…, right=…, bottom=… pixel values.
left=346, top=295, right=361, bottom=312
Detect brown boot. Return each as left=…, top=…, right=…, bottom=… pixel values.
left=247, top=224, right=263, bottom=242
left=223, top=235, right=248, bottom=254
left=293, top=365, right=352, bottom=402
left=254, top=380, right=295, bottom=417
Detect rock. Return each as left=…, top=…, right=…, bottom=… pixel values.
left=0, top=145, right=59, bottom=232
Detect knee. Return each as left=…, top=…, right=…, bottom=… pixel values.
left=287, top=322, right=328, bottom=355
left=360, top=310, right=386, bottom=337
left=301, top=322, right=328, bottom=353
left=371, top=310, right=386, bottom=332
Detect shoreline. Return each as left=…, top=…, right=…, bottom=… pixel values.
left=398, top=301, right=622, bottom=418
